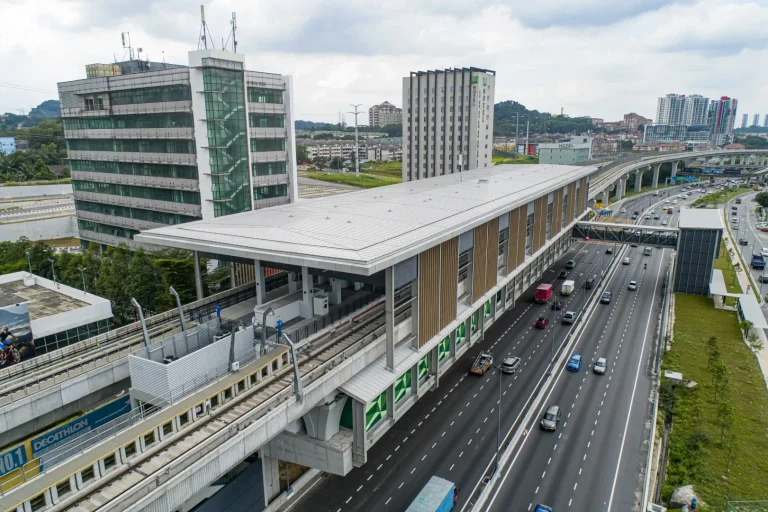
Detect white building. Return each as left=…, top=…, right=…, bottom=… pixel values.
left=368, top=101, right=402, bottom=127
left=681, top=94, right=709, bottom=125
left=538, top=136, right=592, bottom=165
left=402, top=67, right=495, bottom=181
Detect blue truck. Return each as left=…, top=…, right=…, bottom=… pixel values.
left=406, top=476, right=455, bottom=512
left=752, top=253, right=766, bottom=270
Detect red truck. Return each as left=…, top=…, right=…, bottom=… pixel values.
left=535, top=284, right=553, bottom=303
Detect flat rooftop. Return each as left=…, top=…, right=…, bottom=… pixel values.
left=0, top=280, right=87, bottom=319
left=679, top=208, right=724, bottom=230
left=138, top=164, right=596, bottom=275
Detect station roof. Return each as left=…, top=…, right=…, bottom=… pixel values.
left=137, top=164, right=596, bottom=275
left=678, top=208, right=724, bottom=230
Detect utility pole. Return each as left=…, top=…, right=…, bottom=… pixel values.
left=78, top=267, right=87, bottom=294
left=525, top=120, right=530, bottom=157
left=515, top=113, right=520, bottom=154
left=348, top=104, right=362, bottom=177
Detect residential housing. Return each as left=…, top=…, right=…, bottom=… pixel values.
left=368, top=101, right=402, bottom=127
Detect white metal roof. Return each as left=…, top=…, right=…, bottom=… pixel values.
left=678, top=208, right=724, bottom=230
left=137, top=164, right=596, bottom=275
left=738, top=294, right=768, bottom=330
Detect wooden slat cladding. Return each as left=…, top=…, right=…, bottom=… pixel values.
left=439, top=237, right=458, bottom=331
left=579, top=178, right=587, bottom=213
left=485, top=217, right=500, bottom=292
left=472, top=223, right=488, bottom=303
left=533, top=196, right=546, bottom=252
left=566, top=183, right=576, bottom=224
left=516, top=206, right=527, bottom=267
left=507, top=207, right=522, bottom=271
left=552, top=188, right=564, bottom=237
left=418, top=246, right=441, bottom=347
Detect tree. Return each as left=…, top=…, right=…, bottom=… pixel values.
left=32, top=159, right=56, bottom=181
left=620, top=140, right=634, bottom=150
left=312, top=156, right=327, bottom=170
left=95, top=245, right=133, bottom=322
left=126, top=249, right=170, bottom=316
left=330, top=156, right=344, bottom=170
left=295, top=144, right=309, bottom=164
left=153, top=249, right=199, bottom=304
left=710, top=360, right=729, bottom=400
left=716, top=400, right=734, bottom=444
left=707, top=336, right=720, bottom=372
left=755, top=192, right=768, bottom=208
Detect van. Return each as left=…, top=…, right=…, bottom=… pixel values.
left=585, top=276, right=596, bottom=289
left=644, top=247, right=652, bottom=256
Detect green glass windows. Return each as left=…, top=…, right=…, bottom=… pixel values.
left=418, top=354, right=430, bottom=382
left=202, top=67, right=251, bottom=218
left=484, top=300, right=492, bottom=318
left=471, top=310, right=479, bottom=334
left=456, top=322, right=466, bottom=346
left=73, top=180, right=200, bottom=205
left=63, top=113, right=193, bottom=130
left=248, top=113, right=285, bottom=128
left=109, top=85, right=191, bottom=106
left=253, top=184, right=287, bottom=200
left=247, top=87, right=283, bottom=104
left=250, top=138, right=285, bottom=152
left=77, top=220, right=139, bottom=240
left=66, top=139, right=195, bottom=154
left=69, top=160, right=198, bottom=180
left=365, top=391, right=387, bottom=432
left=438, top=336, right=450, bottom=361
left=252, top=162, right=286, bottom=176
left=394, top=370, right=412, bottom=404
left=75, top=200, right=200, bottom=225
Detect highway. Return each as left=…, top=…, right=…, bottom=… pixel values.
left=0, top=198, right=74, bottom=221
left=485, top=189, right=696, bottom=512
left=727, top=188, right=768, bottom=303
left=289, top=188, right=688, bottom=512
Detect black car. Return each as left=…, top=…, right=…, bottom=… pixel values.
left=605, top=248, right=613, bottom=255
left=585, top=277, right=596, bottom=289
left=558, top=270, right=568, bottom=279
left=600, top=291, right=612, bottom=304
left=739, top=238, right=749, bottom=246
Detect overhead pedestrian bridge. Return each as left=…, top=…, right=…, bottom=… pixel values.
left=573, top=221, right=679, bottom=248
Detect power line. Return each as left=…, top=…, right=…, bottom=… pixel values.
left=0, top=83, right=57, bottom=95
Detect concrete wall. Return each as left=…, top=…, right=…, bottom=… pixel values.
left=0, top=184, right=72, bottom=199
left=0, top=216, right=77, bottom=242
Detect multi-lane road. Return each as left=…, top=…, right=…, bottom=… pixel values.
left=290, top=187, right=690, bottom=512
left=728, top=189, right=768, bottom=303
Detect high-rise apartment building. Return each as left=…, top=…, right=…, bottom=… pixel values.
left=681, top=94, right=709, bottom=125
left=741, top=114, right=749, bottom=129
left=368, top=101, right=402, bottom=127
left=402, top=67, right=495, bottom=182
left=58, top=49, right=297, bottom=249
left=753, top=114, right=760, bottom=127
left=764, top=114, right=768, bottom=128
left=707, top=96, right=738, bottom=146
left=655, top=94, right=685, bottom=124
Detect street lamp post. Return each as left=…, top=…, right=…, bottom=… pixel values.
left=25, top=251, right=32, bottom=274
left=348, top=104, right=362, bottom=177
left=495, top=363, right=502, bottom=474
left=48, top=258, right=57, bottom=284
left=77, top=267, right=87, bottom=293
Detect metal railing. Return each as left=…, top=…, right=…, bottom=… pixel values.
left=290, top=292, right=382, bottom=344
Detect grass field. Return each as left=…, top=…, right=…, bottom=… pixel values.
left=492, top=154, right=538, bottom=165
left=692, top=188, right=750, bottom=207
left=661, top=294, right=768, bottom=509
left=304, top=170, right=400, bottom=189
left=360, top=161, right=402, bottom=178
left=714, top=240, right=743, bottom=306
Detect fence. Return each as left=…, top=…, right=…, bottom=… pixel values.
left=726, top=500, right=768, bottom=512
left=290, top=292, right=381, bottom=344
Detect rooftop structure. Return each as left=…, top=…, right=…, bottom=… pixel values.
left=678, top=207, right=724, bottom=230
left=538, top=136, right=592, bottom=165
left=137, top=163, right=593, bottom=275
left=0, top=272, right=112, bottom=354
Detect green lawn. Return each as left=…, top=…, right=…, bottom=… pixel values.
left=661, top=294, right=768, bottom=509
left=492, top=154, right=539, bottom=165
left=304, top=170, right=400, bottom=189
left=360, top=161, right=402, bottom=178
left=692, top=188, right=750, bottom=207
left=714, top=240, right=743, bottom=306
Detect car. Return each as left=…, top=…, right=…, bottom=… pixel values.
left=653, top=191, right=660, bottom=196
left=661, top=220, right=668, bottom=226
left=605, top=248, right=613, bottom=255
left=567, top=354, right=582, bottom=372
left=634, top=211, right=639, bottom=215
left=471, top=352, right=494, bottom=375
left=552, top=300, right=564, bottom=310
left=620, top=208, right=627, bottom=213
left=585, top=277, right=596, bottom=289
left=535, top=506, right=554, bottom=512
left=558, top=269, right=568, bottom=278
left=631, top=214, right=638, bottom=220
left=653, top=215, right=660, bottom=220
left=650, top=210, right=655, bottom=214
left=593, top=357, right=607, bottom=375
left=601, top=291, right=612, bottom=304
left=540, top=405, right=561, bottom=431
left=501, top=356, right=522, bottom=374
left=759, top=274, right=768, bottom=283
left=622, top=257, right=630, bottom=265
left=739, top=238, right=749, bottom=246
left=565, top=259, right=576, bottom=269
left=631, top=243, right=638, bottom=247
left=664, top=200, right=670, bottom=204
left=673, top=200, right=678, bottom=204
left=732, top=210, right=738, bottom=216
left=562, top=311, right=576, bottom=324
left=628, top=280, right=637, bottom=290
left=535, top=317, right=549, bottom=329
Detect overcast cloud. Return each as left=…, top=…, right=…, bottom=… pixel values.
left=1, top=0, right=766, bottom=123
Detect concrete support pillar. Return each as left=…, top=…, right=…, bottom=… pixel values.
left=671, top=160, right=679, bottom=179
left=230, top=263, right=236, bottom=289
left=410, top=278, right=419, bottom=350
left=351, top=398, right=367, bottom=466
left=329, top=278, right=344, bottom=305
left=288, top=272, right=298, bottom=293
left=261, top=454, right=282, bottom=505
left=193, top=250, right=203, bottom=301
left=254, top=259, right=266, bottom=306
left=634, top=170, right=643, bottom=193
left=652, top=163, right=661, bottom=188
left=614, top=179, right=624, bottom=201
left=384, top=267, right=395, bottom=372
left=300, top=266, right=314, bottom=318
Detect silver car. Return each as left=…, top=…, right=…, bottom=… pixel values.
left=622, top=257, right=630, bottom=265
left=540, top=405, right=561, bottom=431
left=562, top=311, right=576, bottom=324
left=501, top=356, right=521, bottom=374
left=593, top=358, right=607, bottom=375
left=628, top=281, right=637, bottom=291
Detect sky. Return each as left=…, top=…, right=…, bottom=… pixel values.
left=1, top=0, right=767, bottom=124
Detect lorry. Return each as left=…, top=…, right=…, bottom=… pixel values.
left=752, top=253, right=766, bottom=270
left=560, top=280, right=575, bottom=296
left=406, top=475, right=456, bottom=512
left=535, top=283, right=553, bottom=303
left=471, top=352, right=494, bottom=375
left=667, top=207, right=674, bottom=214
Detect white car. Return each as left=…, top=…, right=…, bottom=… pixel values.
left=673, top=200, right=678, bottom=204
left=662, top=220, right=668, bottom=225
left=664, top=200, right=670, bottom=204
left=628, top=280, right=637, bottom=290
left=593, top=358, right=607, bottom=375
left=620, top=208, right=627, bottom=213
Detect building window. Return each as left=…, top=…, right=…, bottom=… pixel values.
left=75, top=200, right=198, bottom=227
left=561, top=193, right=568, bottom=228
left=64, top=113, right=194, bottom=130
left=250, top=138, right=285, bottom=152
left=525, top=212, right=534, bottom=256
left=68, top=160, right=197, bottom=180
left=66, top=139, right=196, bottom=154
left=247, top=87, right=283, bottom=104
left=73, top=180, right=201, bottom=204
left=248, top=113, right=285, bottom=128
left=546, top=202, right=553, bottom=240
left=254, top=184, right=287, bottom=200
left=252, top=161, right=287, bottom=176
left=109, top=85, right=191, bottom=105
left=574, top=187, right=581, bottom=218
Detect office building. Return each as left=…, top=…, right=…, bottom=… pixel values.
left=402, top=67, right=495, bottom=182
left=754, top=114, right=760, bottom=127
left=681, top=94, right=709, bottom=125
left=707, top=96, right=738, bottom=146
left=764, top=114, right=768, bottom=128
left=656, top=94, right=685, bottom=125
left=0, top=137, right=15, bottom=155
left=58, top=49, right=298, bottom=250
left=368, top=101, right=402, bottom=127
left=538, top=136, right=592, bottom=165
left=742, top=114, right=749, bottom=129
left=643, top=124, right=710, bottom=143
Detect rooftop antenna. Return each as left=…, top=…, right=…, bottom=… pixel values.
left=198, top=5, right=216, bottom=50
left=231, top=12, right=238, bottom=53
left=121, top=32, right=134, bottom=61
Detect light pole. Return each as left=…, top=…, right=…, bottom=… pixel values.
left=25, top=251, right=32, bottom=274
left=77, top=267, right=87, bottom=293
left=348, top=104, right=362, bottom=177
left=494, top=363, right=503, bottom=475
left=48, top=258, right=57, bottom=284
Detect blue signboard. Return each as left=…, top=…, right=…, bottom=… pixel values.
left=31, top=396, right=130, bottom=458
left=0, top=445, right=27, bottom=476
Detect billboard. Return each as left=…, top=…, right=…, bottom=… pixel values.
left=0, top=303, right=35, bottom=367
